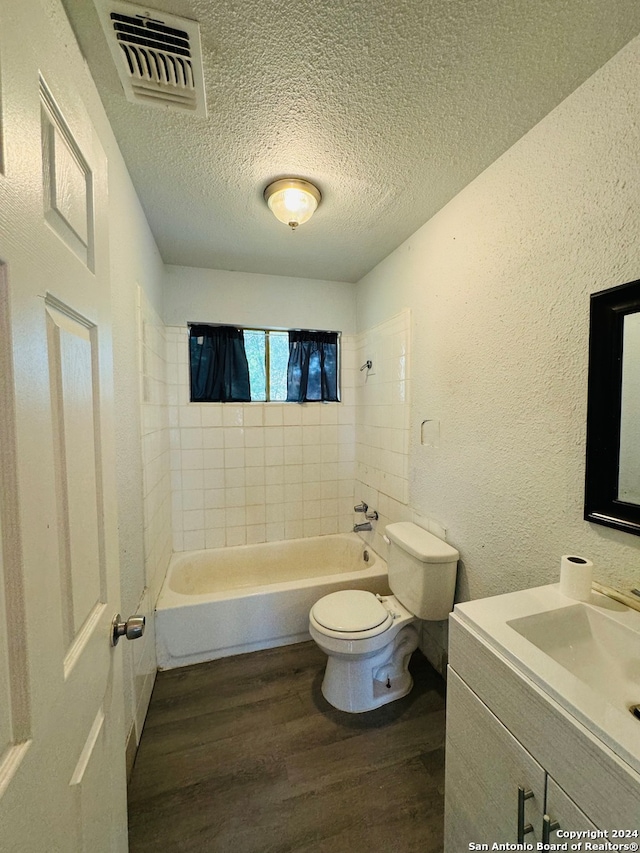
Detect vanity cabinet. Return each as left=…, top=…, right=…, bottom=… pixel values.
left=444, top=612, right=640, bottom=851
left=445, top=671, right=596, bottom=849
left=545, top=777, right=597, bottom=839
left=445, top=670, right=546, bottom=848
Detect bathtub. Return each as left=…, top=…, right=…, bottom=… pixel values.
left=155, top=532, right=389, bottom=670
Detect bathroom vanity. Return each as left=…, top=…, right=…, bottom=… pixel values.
left=444, top=585, right=640, bottom=849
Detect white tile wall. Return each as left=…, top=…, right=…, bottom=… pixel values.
left=138, top=289, right=172, bottom=599
left=166, top=327, right=358, bottom=549
left=353, top=310, right=412, bottom=555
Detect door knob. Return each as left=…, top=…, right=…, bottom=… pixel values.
left=111, top=613, right=146, bottom=646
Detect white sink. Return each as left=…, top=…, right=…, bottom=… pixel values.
left=507, top=603, right=640, bottom=713
left=453, top=584, right=640, bottom=774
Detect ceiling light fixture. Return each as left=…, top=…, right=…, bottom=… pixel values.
left=264, top=178, right=321, bottom=230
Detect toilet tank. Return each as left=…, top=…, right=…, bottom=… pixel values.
left=385, top=522, right=459, bottom=620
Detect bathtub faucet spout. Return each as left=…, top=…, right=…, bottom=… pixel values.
left=353, top=521, right=372, bottom=532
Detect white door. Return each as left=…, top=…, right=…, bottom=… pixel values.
left=0, top=1, right=129, bottom=850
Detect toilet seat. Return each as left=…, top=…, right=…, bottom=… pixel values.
left=310, top=590, right=394, bottom=640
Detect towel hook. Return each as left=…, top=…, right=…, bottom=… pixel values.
left=360, top=360, right=372, bottom=371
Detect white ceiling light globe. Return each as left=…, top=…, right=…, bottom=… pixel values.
left=264, top=178, right=321, bottom=230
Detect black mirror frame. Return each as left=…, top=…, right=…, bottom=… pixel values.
left=584, top=278, right=640, bottom=536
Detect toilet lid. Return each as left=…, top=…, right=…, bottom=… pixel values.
left=311, top=590, right=392, bottom=633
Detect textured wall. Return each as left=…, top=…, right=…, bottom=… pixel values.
left=357, top=36, right=640, bottom=603
left=48, top=0, right=168, bottom=763
left=109, top=193, right=166, bottom=768
left=163, top=266, right=356, bottom=333
left=101, top=118, right=168, bottom=770
left=131, top=288, right=172, bottom=751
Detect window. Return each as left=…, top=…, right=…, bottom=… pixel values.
left=243, top=329, right=289, bottom=401
left=189, top=324, right=340, bottom=403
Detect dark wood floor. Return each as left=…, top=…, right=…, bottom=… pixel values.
left=128, top=641, right=447, bottom=853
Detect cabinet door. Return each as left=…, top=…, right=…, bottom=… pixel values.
left=545, top=777, right=597, bottom=839
left=445, top=669, right=546, bottom=852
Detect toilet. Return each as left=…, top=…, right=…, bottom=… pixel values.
left=309, top=521, right=459, bottom=713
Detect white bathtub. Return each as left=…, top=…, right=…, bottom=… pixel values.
left=155, top=533, right=389, bottom=670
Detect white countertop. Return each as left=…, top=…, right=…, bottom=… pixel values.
left=453, top=584, right=640, bottom=775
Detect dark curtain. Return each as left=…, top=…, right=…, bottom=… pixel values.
left=286, top=330, right=339, bottom=403
left=189, top=325, right=251, bottom=402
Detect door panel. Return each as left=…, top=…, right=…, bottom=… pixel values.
left=40, top=79, right=95, bottom=270
left=0, top=1, right=127, bottom=850
left=0, top=264, right=31, bottom=794
left=46, top=297, right=106, bottom=659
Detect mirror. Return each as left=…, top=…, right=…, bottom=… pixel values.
left=619, top=312, right=640, bottom=504
left=584, top=278, right=640, bottom=535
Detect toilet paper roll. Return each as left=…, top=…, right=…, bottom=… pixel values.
left=559, top=555, right=593, bottom=601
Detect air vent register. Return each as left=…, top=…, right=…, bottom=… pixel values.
left=99, top=2, right=206, bottom=115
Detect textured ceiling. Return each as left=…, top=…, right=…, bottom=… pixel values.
left=62, top=0, right=640, bottom=283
